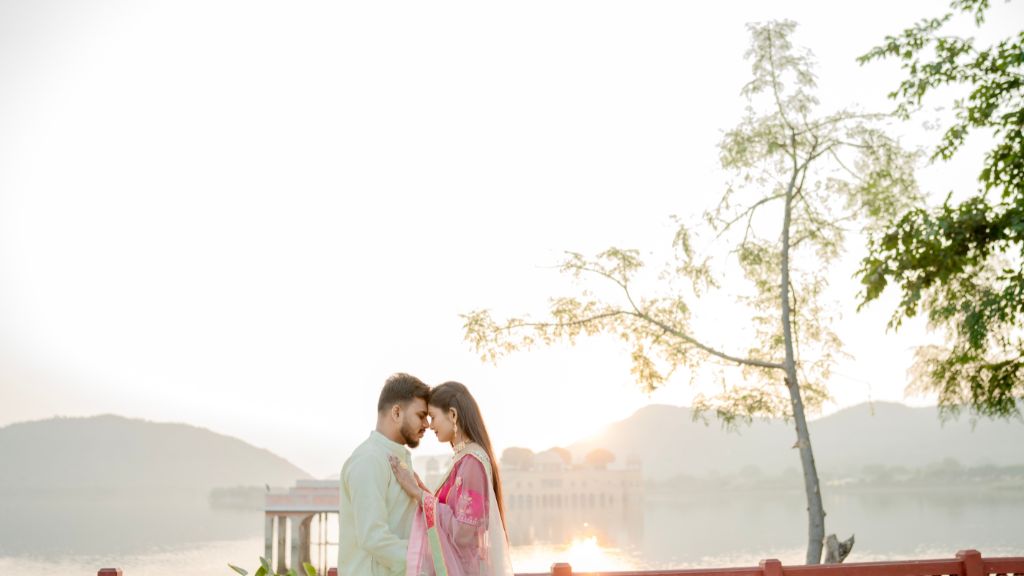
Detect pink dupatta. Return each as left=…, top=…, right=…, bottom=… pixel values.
left=406, top=447, right=513, bottom=576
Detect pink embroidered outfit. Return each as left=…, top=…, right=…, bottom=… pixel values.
left=406, top=447, right=513, bottom=576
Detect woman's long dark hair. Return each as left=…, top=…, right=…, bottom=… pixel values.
left=429, top=381, right=508, bottom=540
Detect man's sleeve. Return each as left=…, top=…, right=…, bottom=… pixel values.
left=344, top=454, right=409, bottom=571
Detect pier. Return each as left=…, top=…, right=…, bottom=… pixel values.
left=263, top=479, right=339, bottom=575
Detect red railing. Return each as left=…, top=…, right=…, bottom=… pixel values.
left=95, top=550, right=1024, bottom=576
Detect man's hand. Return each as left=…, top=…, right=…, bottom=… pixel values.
left=388, top=455, right=424, bottom=499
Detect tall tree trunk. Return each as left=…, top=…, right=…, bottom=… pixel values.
left=780, top=168, right=826, bottom=564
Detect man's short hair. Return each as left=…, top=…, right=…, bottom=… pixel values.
left=377, top=373, right=430, bottom=413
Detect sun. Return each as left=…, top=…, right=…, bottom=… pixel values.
left=509, top=534, right=640, bottom=573
left=562, top=536, right=635, bottom=572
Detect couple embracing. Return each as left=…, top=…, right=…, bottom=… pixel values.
left=338, top=373, right=514, bottom=576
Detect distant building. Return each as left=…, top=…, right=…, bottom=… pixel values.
left=414, top=448, right=644, bottom=546
left=502, top=451, right=643, bottom=511
left=415, top=448, right=644, bottom=511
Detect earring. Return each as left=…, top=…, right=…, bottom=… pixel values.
left=451, top=420, right=466, bottom=454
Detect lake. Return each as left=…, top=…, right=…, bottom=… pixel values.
left=1, top=488, right=1021, bottom=575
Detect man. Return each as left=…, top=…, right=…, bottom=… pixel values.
left=339, top=373, right=431, bottom=576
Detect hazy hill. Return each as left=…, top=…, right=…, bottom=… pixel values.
left=568, top=402, right=1024, bottom=481
left=0, top=414, right=310, bottom=499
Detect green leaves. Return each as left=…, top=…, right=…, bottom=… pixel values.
left=630, top=343, right=665, bottom=394
left=741, top=20, right=819, bottom=118
left=671, top=218, right=718, bottom=296
left=859, top=0, right=1024, bottom=418
left=227, top=557, right=318, bottom=576
left=859, top=1, right=1023, bottom=194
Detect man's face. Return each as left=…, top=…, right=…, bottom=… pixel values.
left=399, top=397, right=429, bottom=448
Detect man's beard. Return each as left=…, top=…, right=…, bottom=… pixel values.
left=400, top=420, right=421, bottom=448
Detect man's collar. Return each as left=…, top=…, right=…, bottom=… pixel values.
left=369, top=430, right=410, bottom=457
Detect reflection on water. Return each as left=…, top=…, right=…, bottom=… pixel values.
left=507, top=500, right=644, bottom=549
left=1, top=489, right=1022, bottom=574
left=507, top=503, right=647, bottom=572
left=508, top=488, right=1024, bottom=569
left=512, top=537, right=640, bottom=573
left=0, top=496, right=260, bottom=556
left=0, top=538, right=265, bottom=576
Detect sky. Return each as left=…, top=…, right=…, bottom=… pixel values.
left=1, top=0, right=1021, bottom=478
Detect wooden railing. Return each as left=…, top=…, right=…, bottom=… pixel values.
left=95, top=549, right=1024, bottom=576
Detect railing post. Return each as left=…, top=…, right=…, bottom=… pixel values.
left=761, top=558, right=783, bottom=576
left=551, top=562, right=573, bottom=576
left=98, top=570, right=123, bottom=576
left=957, top=549, right=983, bottom=576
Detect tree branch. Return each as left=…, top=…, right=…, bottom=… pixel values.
left=767, top=25, right=798, bottom=142
left=628, top=309, right=787, bottom=370
left=500, top=310, right=629, bottom=332
left=715, top=192, right=787, bottom=239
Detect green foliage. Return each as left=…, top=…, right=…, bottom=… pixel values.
left=859, top=0, right=1022, bottom=196
left=463, top=247, right=700, bottom=395
left=858, top=0, right=1023, bottom=418
left=228, top=557, right=318, bottom=576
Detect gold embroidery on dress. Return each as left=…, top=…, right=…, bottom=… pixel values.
left=456, top=491, right=474, bottom=522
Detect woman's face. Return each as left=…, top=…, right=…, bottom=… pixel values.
left=428, top=404, right=457, bottom=444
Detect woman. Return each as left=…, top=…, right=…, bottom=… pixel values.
left=389, top=381, right=514, bottom=576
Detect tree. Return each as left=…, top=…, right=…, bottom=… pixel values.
left=463, top=21, right=918, bottom=564
left=857, top=0, right=1024, bottom=418
left=584, top=448, right=616, bottom=469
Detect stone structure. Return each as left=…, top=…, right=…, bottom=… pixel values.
left=416, top=449, right=644, bottom=511
left=502, top=451, right=644, bottom=511
left=415, top=449, right=645, bottom=547
left=264, top=479, right=339, bottom=575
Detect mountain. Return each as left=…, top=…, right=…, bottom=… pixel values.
left=0, top=414, right=311, bottom=499
left=567, top=402, right=1024, bottom=481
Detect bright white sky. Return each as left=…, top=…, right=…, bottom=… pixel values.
left=1, top=0, right=1020, bottom=478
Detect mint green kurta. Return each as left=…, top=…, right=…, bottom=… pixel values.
left=339, top=431, right=417, bottom=576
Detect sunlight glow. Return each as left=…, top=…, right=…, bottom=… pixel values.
left=511, top=536, right=640, bottom=573
left=2, top=0, right=1021, bottom=477
left=565, top=536, right=634, bottom=571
